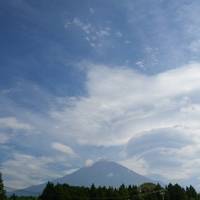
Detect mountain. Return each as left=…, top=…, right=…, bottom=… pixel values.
left=11, top=160, right=154, bottom=196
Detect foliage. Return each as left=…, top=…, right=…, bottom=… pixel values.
left=9, top=195, right=37, bottom=200
left=37, top=182, right=200, bottom=200
left=0, top=172, right=6, bottom=200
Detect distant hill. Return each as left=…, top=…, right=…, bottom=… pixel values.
left=11, top=160, right=154, bottom=196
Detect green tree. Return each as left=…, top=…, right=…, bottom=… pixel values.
left=166, top=183, right=186, bottom=200
left=119, top=184, right=129, bottom=199
left=39, top=182, right=56, bottom=200
left=0, top=172, right=6, bottom=200
left=9, top=194, right=16, bottom=200
left=186, top=185, right=197, bottom=200
left=90, top=184, right=97, bottom=200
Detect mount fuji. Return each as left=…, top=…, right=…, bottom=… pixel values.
left=12, top=160, right=154, bottom=196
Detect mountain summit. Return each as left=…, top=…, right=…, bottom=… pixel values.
left=58, top=160, right=152, bottom=187
left=12, top=160, right=153, bottom=196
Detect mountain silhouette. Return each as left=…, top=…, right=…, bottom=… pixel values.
left=12, top=160, right=153, bottom=196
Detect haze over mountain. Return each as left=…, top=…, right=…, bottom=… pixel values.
left=12, top=160, right=153, bottom=196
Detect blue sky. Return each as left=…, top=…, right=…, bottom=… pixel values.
left=1, top=0, right=200, bottom=190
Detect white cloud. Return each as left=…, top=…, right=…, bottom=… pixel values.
left=85, top=159, right=94, bottom=167
left=119, top=157, right=150, bottom=176
left=117, top=125, right=200, bottom=184
left=50, top=63, right=200, bottom=146
left=0, top=117, right=32, bottom=130
left=52, top=142, right=77, bottom=157
left=1, top=153, right=62, bottom=189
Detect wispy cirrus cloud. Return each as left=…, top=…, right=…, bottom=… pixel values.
left=65, top=17, right=111, bottom=48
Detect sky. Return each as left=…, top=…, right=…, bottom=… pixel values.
left=1, top=0, right=200, bottom=190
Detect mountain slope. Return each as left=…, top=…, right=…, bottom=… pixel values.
left=11, top=160, right=153, bottom=196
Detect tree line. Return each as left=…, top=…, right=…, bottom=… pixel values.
left=37, top=182, right=200, bottom=200
left=1, top=172, right=200, bottom=200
